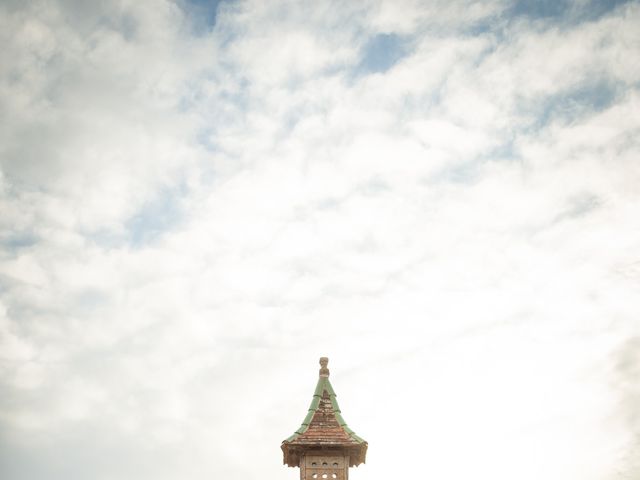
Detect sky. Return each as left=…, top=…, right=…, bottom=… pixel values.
left=0, top=0, right=639, bottom=479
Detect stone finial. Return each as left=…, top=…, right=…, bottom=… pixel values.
left=319, top=357, right=330, bottom=377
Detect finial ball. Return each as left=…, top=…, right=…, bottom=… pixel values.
left=319, top=357, right=330, bottom=377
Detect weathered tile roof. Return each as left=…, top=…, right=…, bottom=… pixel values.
left=281, top=358, right=367, bottom=467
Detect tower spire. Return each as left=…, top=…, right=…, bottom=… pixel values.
left=281, top=358, right=367, bottom=479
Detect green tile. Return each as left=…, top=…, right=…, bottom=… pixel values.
left=283, top=372, right=367, bottom=446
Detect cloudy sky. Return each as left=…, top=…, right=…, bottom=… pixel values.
left=1, top=0, right=639, bottom=479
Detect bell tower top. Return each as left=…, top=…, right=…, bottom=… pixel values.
left=281, top=357, right=367, bottom=477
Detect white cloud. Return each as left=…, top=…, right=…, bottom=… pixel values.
left=1, top=1, right=639, bottom=479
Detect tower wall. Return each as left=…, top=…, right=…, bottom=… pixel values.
left=300, top=453, right=349, bottom=480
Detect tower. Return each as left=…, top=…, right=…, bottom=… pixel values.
left=281, top=357, right=367, bottom=480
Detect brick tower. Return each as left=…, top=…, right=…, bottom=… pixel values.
left=281, top=357, right=367, bottom=480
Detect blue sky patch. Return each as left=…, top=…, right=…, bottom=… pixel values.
left=532, top=79, right=619, bottom=128
left=0, top=231, right=38, bottom=252
left=510, top=0, right=572, bottom=19
left=358, top=33, right=412, bottom=75
left=124, top=185, right=187, bottom=247
left=510, top=0, right=633, bottom=22
left=180, top=0, right=226, bottom=34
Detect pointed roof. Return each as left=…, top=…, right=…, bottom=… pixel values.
left=281, top=357, right=368, bottom=467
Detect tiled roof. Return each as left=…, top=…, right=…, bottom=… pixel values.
left=281, top=358, right=367, bottom=467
